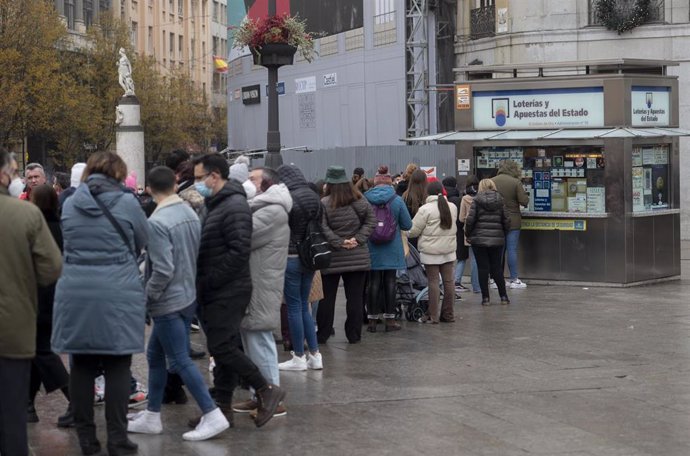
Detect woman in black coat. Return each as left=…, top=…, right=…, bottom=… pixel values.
left=28, top=184, right=73, bottom=427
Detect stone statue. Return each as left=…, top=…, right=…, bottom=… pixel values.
left=117, top=48, right=135, bottom=97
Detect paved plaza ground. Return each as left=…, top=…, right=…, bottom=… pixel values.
left=27, top=250, right=690, bottom=455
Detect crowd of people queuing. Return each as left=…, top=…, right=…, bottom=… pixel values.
left=0, top=148, right=529, bottom=456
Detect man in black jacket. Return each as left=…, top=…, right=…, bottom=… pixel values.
left=193, top=154, right=285, bottom=428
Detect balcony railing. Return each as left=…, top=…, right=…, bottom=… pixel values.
left=589, top=0, right=664, bottom=26
left=470, top=5, right=495, bottom=40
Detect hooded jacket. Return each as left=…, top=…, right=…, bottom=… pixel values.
left=242, top=184, right=293, bottom=331
left=196, top=180, right=252, bottom=309
left=408, top=195, right=458, bottom=265
left=277, top=165, right=322, bottom=256
left=0, top=187, right=62, bottom=359
left=464, top=190, right=511, bottom=248
left=52, top=174, right=149, bottom=355
left=364, top=185, right=412, bottom=271
left=493, top=168, right=528, bottom=230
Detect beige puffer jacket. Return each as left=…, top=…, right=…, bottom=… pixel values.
left=408, top=195, right=458, bottom=264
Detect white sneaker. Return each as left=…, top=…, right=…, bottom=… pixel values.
left=127, top=410, right=162, bottom=434
left=182, top=408, right=230, bottom=441
left=510, top=278, right=527, bottom=289
left=489, top=279, right=498, bottom=289
left=208, top=356, right=216, bottom=372
left=94, top=375, right=105, bottom=405
left=278, top=352, right=308, bottom=371
left=307, top=352, right=323, bottom=370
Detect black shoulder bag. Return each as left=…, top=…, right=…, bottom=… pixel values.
left=91, top=192, right=137, bottom=261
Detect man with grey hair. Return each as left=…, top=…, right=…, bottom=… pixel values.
left=20, top=162, right=47, bottom=201
left=0, top=149, right=63, bottom=456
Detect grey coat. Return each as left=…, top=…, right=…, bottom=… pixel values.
left=320, top=196, right=377, bottom=275
left=241, top=184, right=293, bottom=331
left=52, top=175, right=149, bottom=355
left=146, top=195, right=201, bottom=318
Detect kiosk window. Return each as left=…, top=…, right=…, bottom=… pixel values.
left=474, top=146, right=606, bottom=214
left=632, top=145, right=669, bottom=212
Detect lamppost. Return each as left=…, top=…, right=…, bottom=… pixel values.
left=264, top=0, right=283, bottom=169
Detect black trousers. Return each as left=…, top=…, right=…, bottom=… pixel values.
left=0, top=357, right=31, bottom=456
left=30, top=323, right=69, bottom=401
left=367, top=270, right=398, bottom=319
left=201, top=301, right=267, bottom=403
left=473, top=245, right=508, bottom=299
left=318, top=271, right=368, bottom=344
left=71, top=354, right=132, bottom=447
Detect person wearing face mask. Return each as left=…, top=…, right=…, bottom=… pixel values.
left=189, top=154, right=285, bottom=430
left=0, top=148, right=63, bottom=456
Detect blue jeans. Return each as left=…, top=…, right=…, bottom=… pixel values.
left=284, top=257, right=318, bottom=355
left=505, top=229, right=520, bottom=281
left=147, top=304, right=215, bottom=414
left=457, top=248, right=481, bottom=292
left=240, top=329, right=279, bottom=399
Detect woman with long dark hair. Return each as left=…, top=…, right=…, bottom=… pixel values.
left=316, top=166, right=377, bottom=344
left=53, top=151, right=148, bottom=455
left=408, top=181, right=458, bottom=323
left=458, top=175, right=481, bottom=293
left=27, top=184, right=73, bottom=427
left=464, top=179, right=511, bottom=306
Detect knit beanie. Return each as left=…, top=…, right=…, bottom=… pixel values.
left=70, top=163, right=86, bottom=188
left=229, top=162, right=249, bottom=183
left=374, top=165, right=393, bottom=186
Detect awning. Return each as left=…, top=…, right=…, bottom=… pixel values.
left=402, top=127, right=690, bottom=142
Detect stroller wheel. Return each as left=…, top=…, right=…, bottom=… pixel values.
left=410, top=306, right=426, bottom=322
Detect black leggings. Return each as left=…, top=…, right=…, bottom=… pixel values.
left=473, top=245, right=508, bottom=299
left=318, top=271, right=368, bottom=344
left=367, top=270, right=397, bottom=319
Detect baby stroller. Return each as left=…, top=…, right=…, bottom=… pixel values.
left=396, top=245, right=440, bottom=322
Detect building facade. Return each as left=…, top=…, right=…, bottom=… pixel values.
left=53, top=0, right=215, bottom=101
left=210, top=0, right=228, bottom=108
left=455, top=0, right=690, bottom=237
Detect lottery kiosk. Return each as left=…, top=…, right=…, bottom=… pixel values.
left=417, top=59, right=687, bottom=285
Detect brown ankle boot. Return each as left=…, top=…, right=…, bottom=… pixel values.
left=384, top=319, right=401, bottom=332
left=366, top=319, right=377, bottom=333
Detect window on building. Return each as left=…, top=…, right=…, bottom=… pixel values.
left=213, top=37, right=219, bottom=56
left=191, top=38, right=196, bottom=69
left=373, top=0, right=396, bottom=46
left=85, top=0, right=94, bottom=28
left=131, top=21, right=138, bottom=47
left=162, top=30, right=166, bottom=55
left=588, top=0, right=664, bottom=26
left=179, top=0, right=183, bottom=16
left=65, top=0, right=75, bottom=29
left=345, top=28, right=364, bottom=51
left=470, top=0, right=495, bottom=39
left=169, top=0, right=174, bottom=13
left=170, top=33, right=175, bottom=59
left=132, top=0, right=138, bottom=11
left=179, top=35, right=184, bottom=61
left=120, top=0, right=126, bottom=19
left=148, top=26, right=153, bottom=54
left=213, top=0, right=218, bottom=22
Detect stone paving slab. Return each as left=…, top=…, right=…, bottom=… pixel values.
left=27, top=261, right=690, bottom=456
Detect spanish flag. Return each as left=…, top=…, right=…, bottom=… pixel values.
left=213, top=56, right=228, bottom=73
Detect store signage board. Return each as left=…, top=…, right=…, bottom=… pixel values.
left=242, top=84, right=261, bottom=105
left=323, top=73, right=337, bottom=87
left=265, top=81, right=286, bottom=97
left=522, top=219, right=587, bottom=231
left=472, top=87, right=604, bottom=129
left=295, top=76, right=317, bottom=94
left=631, top=86, right=669, bottom=127
left=456, top=84, right=471, bottom=110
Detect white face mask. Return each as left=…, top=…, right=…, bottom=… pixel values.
left=8, top=178, right=24, bottom=198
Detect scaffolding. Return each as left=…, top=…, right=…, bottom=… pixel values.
left=406, top=0, right=430, bottom=138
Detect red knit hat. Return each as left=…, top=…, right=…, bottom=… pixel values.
left=427, top=177, right=447, bottom=196
left=374, top=165, right=393, bottom=186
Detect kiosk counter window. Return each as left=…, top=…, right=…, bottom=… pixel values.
left=474, top=146, right=606, bottom=214
left=632, top=144, right=670, bottom=213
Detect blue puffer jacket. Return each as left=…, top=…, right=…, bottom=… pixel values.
left=52, top=174, right=149, bottom=355
left=364, top=185, right=412, bottom=271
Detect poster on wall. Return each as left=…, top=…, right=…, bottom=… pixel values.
left=586, top=187, right=606, bottom=213
left=295, top=76, right=317, bottom=94
left=652, top=166, right=668, bottom=208
left=631, top=86, right=670, bottom=127
left=298, top=93, right=316, bottom=129
left=421, top=167, right=437, bottom=178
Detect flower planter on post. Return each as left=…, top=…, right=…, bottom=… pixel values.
left=252, top=43, right=297, bottom=67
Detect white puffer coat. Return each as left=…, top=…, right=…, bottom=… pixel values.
left=241, top=184, right=293, bottom=331
left=408, top=195, right=458, bottom=265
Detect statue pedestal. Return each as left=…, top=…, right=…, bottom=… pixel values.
left=115, top=96, right=145, bottom=187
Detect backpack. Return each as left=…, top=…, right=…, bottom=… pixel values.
left=369, top=195, right=397, bottom=244
left=297, top=203, right=332, bottom=271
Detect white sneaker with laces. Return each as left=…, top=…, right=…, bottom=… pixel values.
left=127, top=410, right=162, bottom=434
left=182, top=408, right=230, bottom=441
left=307, top=352, right=323, bottom=370
left=489, top=279, right=498, bottom=289
left=279, top=352, right=308, bottom=371
left=510, top=278, right=527, bottom=289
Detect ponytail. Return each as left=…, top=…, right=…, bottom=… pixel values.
left=427, top=181, right=452, bottom=230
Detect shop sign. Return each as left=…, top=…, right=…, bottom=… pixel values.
left=522, top=219, right=587, bottom=231
left=295, top=76, right=317, bottom=94
left=456, top=84, right=471, bottom=110
left=241, top=85, right=261, bottom=105
left=233, top=88, right=241, bottom=100
left=631, top=86, right=669, bottom=127
left=421, top=166, right=437, bottom=178
left=472, top=87, right=604, bottom=129
left=265, top=81, right=286, bottom=97
left=323, top=73, right=337, bottom=87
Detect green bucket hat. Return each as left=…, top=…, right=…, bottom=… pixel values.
left=325, top=166, right=349, bottom=184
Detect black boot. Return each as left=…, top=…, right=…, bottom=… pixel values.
left=57, top=403, right=75, bottom=428
left=162, top=373, right=188, bottom=404
left=254, top=385, right=286, bottom=428
left=107, top=438, right=138, bottom=456
left=77, top=427, right=101, bottom=455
